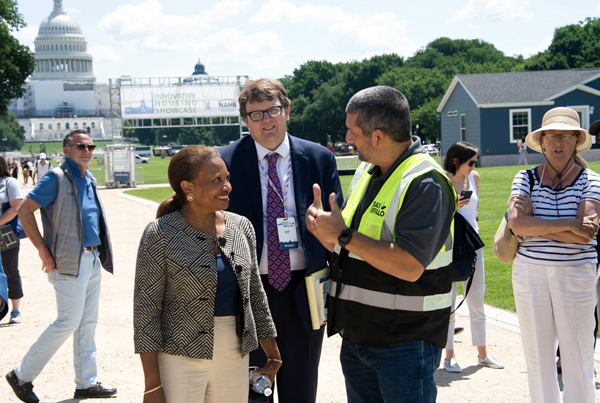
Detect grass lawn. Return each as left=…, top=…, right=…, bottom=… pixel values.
left=85, top=156, right=172, bottom=187
left=121, top=158, right=600, bottom=313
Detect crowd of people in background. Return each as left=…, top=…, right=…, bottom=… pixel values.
left=1, top=80, right=600, bottom=403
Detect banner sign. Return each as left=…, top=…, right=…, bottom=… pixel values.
left=121, top=85, right=239, bottom=118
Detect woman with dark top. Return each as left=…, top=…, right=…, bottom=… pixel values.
left=508, top=107, right=600, bottom=402
left=0, top=155, right=24, bottom=324
left=134, top=145, right=280, bottom=402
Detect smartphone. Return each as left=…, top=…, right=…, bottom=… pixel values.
left=460, top=190, right=473, bottom=199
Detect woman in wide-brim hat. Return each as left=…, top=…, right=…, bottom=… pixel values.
left=507, top=107, right=600, bottom=402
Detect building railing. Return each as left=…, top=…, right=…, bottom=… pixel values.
left=11, top=109, right=110, bottom=118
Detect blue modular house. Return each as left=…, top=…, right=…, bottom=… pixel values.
left=437, top=68, right=600, bottom=166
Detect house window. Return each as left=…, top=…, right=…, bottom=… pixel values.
left=510, top=109, right=531, bottom=142
left=74, top=122, right=79, bottom=129
left=91, top=122, right=96, bottom=129
left=39, top=123, right=44, bottom=130
left=57, top=123, right=61, bottom=130
left=460, top=114, right=466, bottom=141
left=48, top=124, right=53, bottom=130
left=66, top=122, right=70, bottom=129
left=447, top=111, right=452, bottom=117
left=568, top=105, right=590, bottom=129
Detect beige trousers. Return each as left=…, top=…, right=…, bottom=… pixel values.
left=158, top=316, right=249, bottom=403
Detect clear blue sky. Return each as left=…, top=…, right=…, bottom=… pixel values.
left=12, top=0, right=600, bottom=84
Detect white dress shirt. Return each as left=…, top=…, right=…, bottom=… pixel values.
left=254, top=134, right=307, bottom=275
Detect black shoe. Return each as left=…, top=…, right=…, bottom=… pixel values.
left=5, top=370, right=39, bottom=403
left=74, top=382, right=117, bottom=399
left=454, top=327, right=465, bottom=335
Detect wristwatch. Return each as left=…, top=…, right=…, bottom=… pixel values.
left=338, top=228, right=354, bottom=248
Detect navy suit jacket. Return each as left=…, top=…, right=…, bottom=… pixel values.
left=220, top=134, right=343, bottom=335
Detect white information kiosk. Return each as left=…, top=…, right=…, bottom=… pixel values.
left=104, top=144, right=136, bottom=188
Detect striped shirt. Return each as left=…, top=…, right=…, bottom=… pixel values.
left=509, top=167, right=600, bottom=265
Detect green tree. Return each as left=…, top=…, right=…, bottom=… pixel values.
left=0, top=112, right=25, bottom=150
left=0, top=0, right=36, bottom=114
left=526, top=18, right=600, bottom=70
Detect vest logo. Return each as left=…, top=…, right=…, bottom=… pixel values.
left=370, top=201, right=387, bottom=217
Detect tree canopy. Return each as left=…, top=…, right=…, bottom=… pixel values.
left=0, top=0, right=36, bottom=115
left=0, top=112, right=25, bottom=150
left=525, top=18, right=600, bottom=71
left=102, top=18, right=600, bottom=147
left=279, top=18, right=600, bottom=144
left=283, top=38, right=524, bottom=143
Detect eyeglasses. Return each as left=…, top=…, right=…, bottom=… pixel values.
left=247, top=106, right=284, bottom=122
left=543, top=133, right=578, bottom=142
left=70, top=143, right=97, bottom=152
left=469, top=160, right=477, bottom=167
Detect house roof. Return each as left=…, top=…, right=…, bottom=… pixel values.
left=437, top=68, right=600, bottom=112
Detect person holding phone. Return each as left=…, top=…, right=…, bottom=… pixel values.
left=442, top=141, right=504, bottom=373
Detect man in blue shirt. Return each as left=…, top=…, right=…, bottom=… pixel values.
left=6, top=130, right=116, bottom=403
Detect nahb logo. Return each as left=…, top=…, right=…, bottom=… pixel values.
left=219, top=99, right=237, bottom=108
left=370, top=201, right=387, bottom=217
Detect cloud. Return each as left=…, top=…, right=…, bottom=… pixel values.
left=451, top=0, right=532, bottom=25
left=328, top=12, right=419, bottom=60
left=513, top=34, right=552, bottom=57
left=248, top=1, right=417, bottom=62
left=98, top=0, right=250, bottom=49
left=248, top=0, right=343, bottom=24
left=89, top=45, right=123, bottom=65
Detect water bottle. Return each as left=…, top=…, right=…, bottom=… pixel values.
left=249, top=371, right=272, bottom=396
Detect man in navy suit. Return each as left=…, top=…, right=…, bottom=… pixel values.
left=220, top=78, right=342, bottom=403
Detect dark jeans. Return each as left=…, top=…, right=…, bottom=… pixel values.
left=2, top=242, right=21, bottom=300
left=340, top=339, right=441, bottom=403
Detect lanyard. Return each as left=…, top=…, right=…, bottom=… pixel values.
left=261, top=154, right=292, bottom=218
left=532, top=163, right=576, bottom=211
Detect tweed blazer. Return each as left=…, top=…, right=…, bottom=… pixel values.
left=134, top=210, right=277, bottom=359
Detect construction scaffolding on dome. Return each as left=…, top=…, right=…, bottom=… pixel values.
left=108, top=75, right=250, bottom=141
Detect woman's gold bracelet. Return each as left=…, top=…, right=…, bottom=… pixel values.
left=144, top=384, right=163, bottom=395
left=267, top=358, right=283, bottom=365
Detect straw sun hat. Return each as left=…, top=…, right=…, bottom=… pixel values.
left=525, top=107, right=592, bottom=153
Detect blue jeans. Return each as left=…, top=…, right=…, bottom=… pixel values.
left=340, top=339, right=441, bottom=403
left=16, top=250, right=102, bottom=389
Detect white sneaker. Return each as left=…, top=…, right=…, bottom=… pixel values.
left=444, top=358, right=462, bottom=373
left=478, top=355, right=504, bottom=369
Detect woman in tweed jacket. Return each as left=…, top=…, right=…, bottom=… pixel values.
left=134, top=146, right=280, bottom=402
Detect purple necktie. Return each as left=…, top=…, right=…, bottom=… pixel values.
left=266, top=153, right=291, bottom=291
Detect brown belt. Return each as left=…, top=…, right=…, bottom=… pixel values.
left=85, top=246, right=98, bottom=252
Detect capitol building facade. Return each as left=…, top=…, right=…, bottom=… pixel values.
left=8, top=0, right=113, bottom=141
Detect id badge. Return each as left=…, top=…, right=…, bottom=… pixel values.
left=277, top=217, right=298, bottom=249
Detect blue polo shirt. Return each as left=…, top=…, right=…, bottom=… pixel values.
left=27, top=158, right=101, bottom=248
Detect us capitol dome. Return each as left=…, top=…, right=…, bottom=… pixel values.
left=31, top=0, right=95, bottom=82
left=10, top=1, right=212, bottom=143
left=9, top=0, right=110, bottom=142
